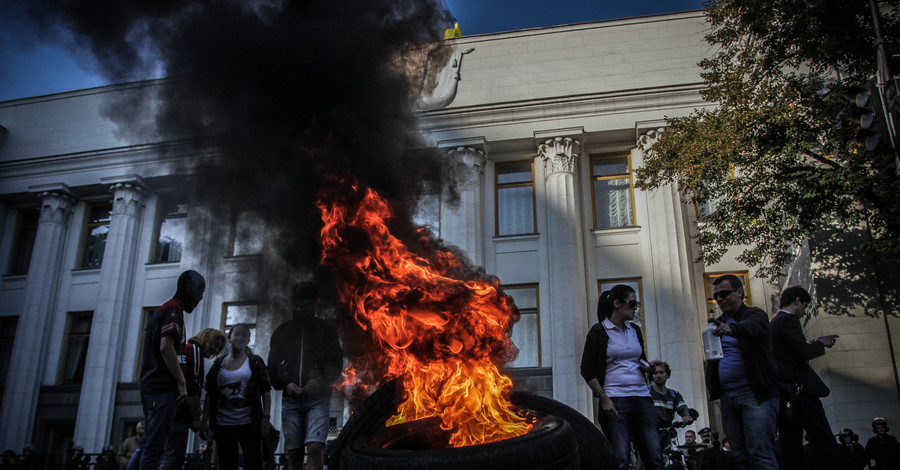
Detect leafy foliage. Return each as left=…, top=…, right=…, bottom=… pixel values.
left=635, top=0, right=900, bottom=281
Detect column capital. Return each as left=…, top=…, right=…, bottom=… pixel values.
left=637, top=127, right=665, bottom=150
left=109, top=182, right=146, bottom=218
left=538, top=136, right=581, bottom=176
left=36, top=192, right=74, bottom=225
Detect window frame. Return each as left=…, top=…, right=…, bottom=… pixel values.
left=503, top=283, right=541, bottom=368
left=590, top=153, right=636, bottom=230
left=494, top=160, right=537, bottom=237
left=703, top=271, right=752, bottom=318
left=8, top=209, right=39, bottom=275
left=0, top=316, right=18, bottom=408
left=59, top=311, right=93, bottom=385
left=78, top=202, right=113, bottom=269
left=134, top=307, right=156, bottom=380
left=229, top=209, right=265, bottom=257
left=150, top=198, right=187, bottom=264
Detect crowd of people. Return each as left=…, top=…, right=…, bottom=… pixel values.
left=0, top=271, right=344, bottom=470
left=582, top=276, right=900, bottom=470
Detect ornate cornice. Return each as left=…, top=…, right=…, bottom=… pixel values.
left=538, top=136, right=581, bottom=176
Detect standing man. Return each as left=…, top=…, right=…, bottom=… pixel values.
left=771, top=285, right=839, bottom=470
left=268, top=282, right=343, bottom=470
left=648, top=360, right=693, bottom=450
left=705, top=274, right=780, bottom=469
left=133, top=270, right=206, bottom=470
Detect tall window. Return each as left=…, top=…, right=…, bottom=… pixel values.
left=0, top=316, right=18, bottom=408
left=413, top=193, right=441, bottom=236
left=703, top=272, right=752, bottom=318
left=231, top=211, right=264, bottom=256
left=80, top=203, right=112, bottom=269
left=135, top=307, right=156, bottom=379
left=598, top=278, right=644, bottom=329
left=591, top=154, right=635, bottom=229
left=505, top=285, right=540, bottom=367
left=9, top=210, right=38, bottom=275
left=61, top=312, right=92, bottom=385
left=152, top=199, right=186, bottom=263
left=223, top=303, right=258, bottom=352
left=495, top=161, right=536, bottom=236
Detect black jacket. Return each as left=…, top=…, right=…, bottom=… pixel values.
left=704, top=304, right=779, bottom=402
left=266, top=316, right=343, bottom=397
left=580, top=320, right=647, bottom=387
left=771, top=310, right=829, bottom=398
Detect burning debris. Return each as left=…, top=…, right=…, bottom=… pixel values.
left=318, top=178, right=531, bottom=446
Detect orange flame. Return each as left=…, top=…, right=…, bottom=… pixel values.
left=318, top=178, right=531, bottom=447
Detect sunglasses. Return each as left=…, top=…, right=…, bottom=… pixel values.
left=624, top=299, right=640, bottom=309
left=713, top=289, right=739, bottom=300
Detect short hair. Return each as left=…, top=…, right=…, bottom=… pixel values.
left=189, top=328, right=226, bottom=356
left=713, top=274, right=743, bottom=292
left=685, top=430, right=696, bottom=437
left=649, top=359, right=671, bottom=378
left=779, top=286, right=812, bottom=308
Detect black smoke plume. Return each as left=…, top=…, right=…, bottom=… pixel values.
left=12, top=0, right=476, bottom=397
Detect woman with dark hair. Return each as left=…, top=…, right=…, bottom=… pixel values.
left=580, top=284, right=664, bottom=470
left=203, top=324, right=272, bottom=470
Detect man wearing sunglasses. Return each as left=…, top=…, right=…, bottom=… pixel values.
left=704, top=274, right=780, bottom=470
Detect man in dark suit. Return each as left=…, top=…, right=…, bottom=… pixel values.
left=772, top=285, right=839, bottom=470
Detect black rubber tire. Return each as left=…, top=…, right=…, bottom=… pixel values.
left=326, top=379, right=404, bottom=470
left=509, top=391, right=617, bottom=470
left=327, top=381, right=616, bottom=470
left=339, top=415, right=579, bottom=470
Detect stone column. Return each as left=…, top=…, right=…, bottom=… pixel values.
left=0, top=191, right=74, bottom=450
left=637, top=128, right=708, bottom=421
left=538, top=136, right=591, bottom=417
left=74, top=181, right=146, bottom=452
left=440, top=146, right=486, bottom=265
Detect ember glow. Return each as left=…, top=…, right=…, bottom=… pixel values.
left=318, top=178, right=531, bottom=447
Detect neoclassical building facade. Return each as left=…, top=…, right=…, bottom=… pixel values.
left=1, top=10, right=898, bottom=456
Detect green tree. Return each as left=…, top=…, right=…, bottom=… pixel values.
left=635, top=0, right=900, bottom=282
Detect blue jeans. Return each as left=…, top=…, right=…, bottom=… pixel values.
left=137, top=391, right=177, bottom=470
left=720, top=385, right=779, bottom=470
left=599, top=396, right=665, bottom=470
left=160, top=421, right=190, bottom=470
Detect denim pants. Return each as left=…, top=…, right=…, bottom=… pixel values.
left=599, top=396, right=665, bottom=470
left=136, top=391, right=177, bottom=470
left=160, top=421, right=190, bottom=470
left=720, top=385, right=779, bottom=470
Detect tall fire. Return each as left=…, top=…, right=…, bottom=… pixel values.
left=317, top=177, right=532, bottom=447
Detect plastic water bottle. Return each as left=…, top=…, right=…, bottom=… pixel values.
left=702, top=318, right=724, bottom=360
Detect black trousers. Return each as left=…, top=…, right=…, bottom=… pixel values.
left=215, top=423, right=262, bottom=470
left=777, top=393, right=839, bottom=470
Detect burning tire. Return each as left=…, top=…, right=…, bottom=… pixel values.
left=509, top=391, right=616, bottom=469
left=327, top=381, right=615, bottom=470
left=339, top=415, right=579, bottom=470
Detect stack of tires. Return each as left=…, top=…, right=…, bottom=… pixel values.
left=326, top=381, right=616, bottom=470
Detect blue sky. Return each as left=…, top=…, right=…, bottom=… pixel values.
left=0, top=0, right=703, bottom=102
